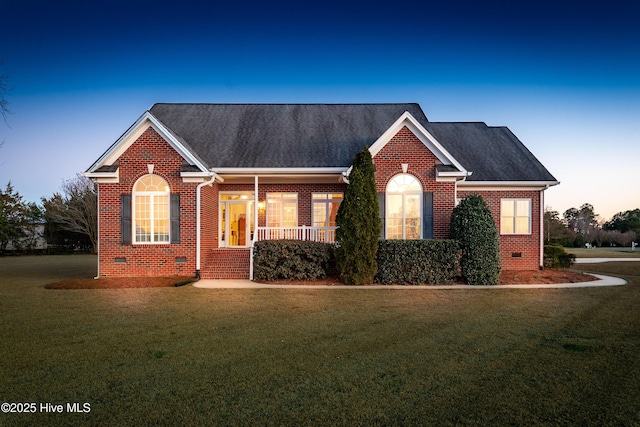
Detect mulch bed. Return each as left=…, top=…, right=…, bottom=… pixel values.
left=46, top=269, right=598, bottom=289
left=266, top=269, right=599, bottom=286
left=46, top=276, right=196, bottom=289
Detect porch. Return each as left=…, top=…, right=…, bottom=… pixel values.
left=200, top=226, right=337, bottom=279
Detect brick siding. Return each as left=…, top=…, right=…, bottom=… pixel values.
left=458, top=189, right=543, bottom=270
left=97, top=124, right=543, bottom=277
left=97, top=127, right=198, bottom=277
left=372, top=126, right=456, bottom=239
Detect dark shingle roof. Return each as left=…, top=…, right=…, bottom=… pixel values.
left=146, top=103, right=556, bottom=183
left=149, top=103, right=429, bottom=168
left=425, top=122, right=556, bottom=182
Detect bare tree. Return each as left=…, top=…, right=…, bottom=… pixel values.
left=0, top=61, right=10, bottom=126
left=43, top=174, right=98, bottom=253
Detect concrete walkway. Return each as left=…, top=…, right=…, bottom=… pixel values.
left=193, top=273, right=627, bottom=289
left=193, top=257, right=637, bottom=290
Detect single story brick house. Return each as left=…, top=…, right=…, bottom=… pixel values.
left=84, top=103, right=558, bottom=279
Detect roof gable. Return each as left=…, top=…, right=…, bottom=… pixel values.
left=85, top=111, right=209, bottom=174
left=368, top=111, right=468, bottom=176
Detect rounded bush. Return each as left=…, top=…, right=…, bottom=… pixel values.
left=450, top=194, right=501, bottom=285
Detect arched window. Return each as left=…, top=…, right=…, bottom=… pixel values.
left=133, top=174, right=170, bottom=243
left=386, top=174, right=422, bottom=239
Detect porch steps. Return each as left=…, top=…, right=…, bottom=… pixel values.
left=201, top=249, right=251, bottom=279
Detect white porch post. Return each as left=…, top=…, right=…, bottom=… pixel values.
left=250, top=175, right=259, bottom=281
left=254, top=175, right=259, bottom=236
left=196, top=175, right=217, bottom=278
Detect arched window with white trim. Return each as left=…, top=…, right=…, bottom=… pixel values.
left=133, top=174, right=171, bottom=243
left=386, top=174, right=422, bottom=239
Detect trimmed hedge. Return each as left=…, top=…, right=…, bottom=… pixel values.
left=253, top=240, right=335, bottom=281
left=375, top=239, right=460, bottom=285
left=544, top=245, right=576, bottom=268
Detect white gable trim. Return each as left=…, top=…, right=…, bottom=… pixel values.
left=85, top=111, right=209, bottom=174
left=369, top=111, right=468, bottom=174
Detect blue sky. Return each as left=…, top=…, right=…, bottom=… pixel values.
left=1, top=0, right=638, bottom=221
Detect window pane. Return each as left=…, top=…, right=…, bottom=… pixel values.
left=501, top=219, right=514, bottom=234
left=515, top=217, right=530, bottom=234
left=283, top=202, right=297, bottom=227
left=406, top=218, right=421, bottom=239
left=136, top=220, right=151, bottom=242
left=267, top=201, right=280, bottom=227
left=328, top=201, right=340, bottom=226
left=387, top=218, right=403, bottom=240
left=154, top=219, right=170, bottom=242
left=501, top=200, right=514, bottom=217
left=406, top=194, right=420, bottom=218
left=387, top=194, right=403, bottom=218
left=313, top=204, right=326, bottom=227
left=516, top=200, right=530, bottom=216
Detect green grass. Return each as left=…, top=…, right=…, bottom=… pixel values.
left=567, top=247, right=640, bottom=258
left=1, top=255, right=640, bottom=426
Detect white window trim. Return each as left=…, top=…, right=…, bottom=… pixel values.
left=132, top=175, right=171, bottom=244
left=312, top=192, right=343, bottom=229
left=500, top=198, right=532, bottom=235
left=385, top=174, right=423, bottom=240
left=266, top=192, right=298, bottom=228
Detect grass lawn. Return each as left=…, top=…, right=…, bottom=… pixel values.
left=567, top=246, right=640, bottom=258
left=1, top=255, right=639, bottom=426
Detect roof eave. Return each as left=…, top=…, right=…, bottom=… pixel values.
left=86, top=111, right=210, bottom=174
left=458, top=180, right=560, bottom=190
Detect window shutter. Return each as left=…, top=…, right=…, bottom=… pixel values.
left=170, top=193, right=180, bottom=244
left=121, top=194, right=132, bottom=244
left=423, top=192, right=434, bottom=239
left=377, top=193, right=385, bottom=239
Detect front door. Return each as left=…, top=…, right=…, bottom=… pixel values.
left=220, top=194, right=254, bottom=247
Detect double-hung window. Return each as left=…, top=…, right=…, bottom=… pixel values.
left=312, top=193, right=342, bottom=242
left=266, top=193, right=298, bottom=239
left=133, top=174, right=170, bottom=243
left=500, top=199, right=532, bottom=234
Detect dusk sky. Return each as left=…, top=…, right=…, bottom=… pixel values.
left=1, top=0, right=638, bottom=221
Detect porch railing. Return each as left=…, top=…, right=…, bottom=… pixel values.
left=249, top=226, right=337, bottom=280
left=253, top=226, right=337, bottom=244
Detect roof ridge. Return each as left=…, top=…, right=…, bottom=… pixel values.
left=151, top=102, right=422, bottom=107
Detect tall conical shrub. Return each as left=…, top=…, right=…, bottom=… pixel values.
left=449, top=194, right=501, bottom=285
left=335, top=147, right=382, bottom=284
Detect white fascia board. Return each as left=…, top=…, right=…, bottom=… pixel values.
left=437, top=170, right=470, bottom=177
left=86, top=111, right=209, bottom=173
left=458, top=181, right=560, bottom=191
left=213, top=167, right=348, bottom=175
left=369, top=111, right=468, bottom=174
left=181, top=171, right=224, bottom=183
left=83, top=169, right=119, bottom=183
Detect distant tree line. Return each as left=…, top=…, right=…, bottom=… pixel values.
left=0, top=175, right=96, bottom=254
left=545, top=203, right=639, bottom=248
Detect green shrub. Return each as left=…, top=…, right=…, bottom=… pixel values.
left=253, top=240, right=335, bottom=281
left=449, top=194, right=501, bottom=285
left=544, top=245, right=576, bottom=268
left=335, top=147, right=382, bottom=284
left=376, top=239, right=459, bottom=285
